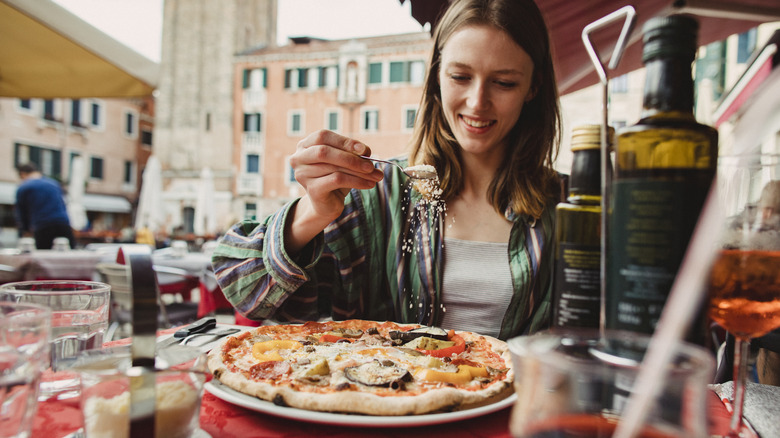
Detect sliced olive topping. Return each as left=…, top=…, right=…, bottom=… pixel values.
left=389, top=326, right=449, bottom=342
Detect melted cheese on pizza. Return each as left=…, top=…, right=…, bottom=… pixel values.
left=218, top=321, right=509, bottom=395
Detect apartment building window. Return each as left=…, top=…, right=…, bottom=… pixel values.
left=326, top=110, right=340, bottom=131
left=362, top=108, right=379, bottom=132
left=243, top=113, right=262, bottom=132
left=289, top=110, right=304, bottom=135
left=245, top=203, right=257, bottom=220
left=368, top=62, right=382, bottom=84
left=15, top=143, right=62, bottom=179
left=19, top=99, right=32, bottom=111
left=247, top=154, right=260, bottom=173
left=124, top=110, right=138, bottom=138
left=287, top=162, right=297, bottom=183
left=90, top=156, right=104, bottom=180
left=242, top=68, right=267, bottom=89
left=611, top=74, right=628, bottom=93
left=71, top=100, right=83, bottom=127
left=284, top=69, right=293, bottom=89
left=388, top=61, right=425, bottom=84
left=317, top=67, right=328, bottom=87
left=42, top=99, right=56, bottom=121
left=737, top=28, right=757, bottom=63
left=141, top=129, right=153, bottom=147
left=326, top=65, right=339, bottom=89
left=403, top=107, right=417, bottom=131
left=409, top=60, right=425, bottom=85
left=90, top=101, right=104, bottom=129
left=389, top=62, right=405, bottom=83
left=123, top=160, right=133, bottom=184
left=297, top=68, right=309, bottom=88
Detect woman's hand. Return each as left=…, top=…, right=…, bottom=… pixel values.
left=285, top=130, right=384, bottom=253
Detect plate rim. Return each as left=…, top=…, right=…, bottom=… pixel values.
left=205, top=379, right=516, bottom=428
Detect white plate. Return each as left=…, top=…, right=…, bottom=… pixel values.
left=205, top=379, right=516, bottom=428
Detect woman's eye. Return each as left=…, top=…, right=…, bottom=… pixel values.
left=495, top=80, right=517, bottom=88
left=450, top=74, right=470, bottom=81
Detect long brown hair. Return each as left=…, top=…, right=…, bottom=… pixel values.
left=408, top=0, right=561, bottom=219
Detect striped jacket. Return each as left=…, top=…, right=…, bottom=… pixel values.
left=212, top=160, right=556, bottom=340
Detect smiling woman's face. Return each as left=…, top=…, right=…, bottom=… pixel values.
left=438, top=24, right=535, bottom=160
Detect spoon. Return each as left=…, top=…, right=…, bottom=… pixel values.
left=362, top=156, right=438, bottom=180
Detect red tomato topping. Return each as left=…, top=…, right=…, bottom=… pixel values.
left=249, top=361, right=291, bottom=380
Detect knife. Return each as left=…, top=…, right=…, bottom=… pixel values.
left=157, top=317, right=217, bottom=349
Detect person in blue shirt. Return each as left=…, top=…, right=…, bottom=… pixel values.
left=15, top=163, right=76, bottom=250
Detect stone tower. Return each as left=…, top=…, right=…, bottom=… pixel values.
left=154, top=0, right=277, bottom=235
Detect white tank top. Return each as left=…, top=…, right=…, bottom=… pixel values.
left=440, top=237, right=513, bottom=338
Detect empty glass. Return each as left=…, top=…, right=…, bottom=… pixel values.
left=0, top=301, right=51, bottom=438
left=0, top=281, right=110, bottom=400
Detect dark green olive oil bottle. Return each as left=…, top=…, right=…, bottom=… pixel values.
left=553, top=124, right=612, bottom=329
left=606, top=15, right=718, bottom=344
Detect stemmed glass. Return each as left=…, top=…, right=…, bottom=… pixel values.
left=709, top=153, right=780, bottom=437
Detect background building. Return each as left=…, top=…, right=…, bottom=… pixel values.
left=233, top=32, right=431, bottom=219
left=0, top=96, right=151, bottom=247
left=152, top=0, right=277, bottom=238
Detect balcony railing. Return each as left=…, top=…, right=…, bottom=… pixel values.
left=242, top=132, right=264, bottom=151
left=237, top=173, right=263, bottom=196
left=242, top=89, right=267, bottom=110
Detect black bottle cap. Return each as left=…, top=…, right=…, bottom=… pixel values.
left=642, top=14, right=699, bottom=63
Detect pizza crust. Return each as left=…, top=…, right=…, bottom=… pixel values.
left=207, top=321, right=514, bottom=416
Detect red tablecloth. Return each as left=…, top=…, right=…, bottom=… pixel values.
left=28, top=326, right=740, bottom=437
left=31, top=382, right=738, bottom=437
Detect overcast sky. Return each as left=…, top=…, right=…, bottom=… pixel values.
left=53, top=0, right=426, bottom=62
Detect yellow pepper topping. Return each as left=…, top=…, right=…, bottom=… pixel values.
left=414, top=365, right=488, bottom=385
left=251, top=339, right=302, bottom=362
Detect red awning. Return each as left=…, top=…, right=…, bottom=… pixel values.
left=713, top=32, right=779, bottom=127
left=400, top=0, right=780, bottom=95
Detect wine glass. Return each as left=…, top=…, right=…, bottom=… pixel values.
left=709, top=153, right=780, bottom=437
left=507, top=330, right=713, bottom=438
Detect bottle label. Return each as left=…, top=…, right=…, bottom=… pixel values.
left=553, top=242, right=600, bottom=328
left=606, top=177, right=708, bottom=333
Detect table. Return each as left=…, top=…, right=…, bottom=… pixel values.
left=0, top=249, right=105, bottom=282
left=29, top=325, right=744, bottom=438
left=29, top=377, right=740, bottom=438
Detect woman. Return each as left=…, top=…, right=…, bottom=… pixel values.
left=213, top=0, right=562, bottom=340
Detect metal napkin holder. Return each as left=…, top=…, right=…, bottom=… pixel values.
left=581, top=6, right=637, bottom=334
left=118, top=244, right=159, bottom=437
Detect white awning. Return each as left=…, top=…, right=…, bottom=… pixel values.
left=0, top=183, right=131, bottom=213
left=83, top=194, right=132, bottom=213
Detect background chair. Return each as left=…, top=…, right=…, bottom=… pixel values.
left=96, top=261, right=199, bottom=341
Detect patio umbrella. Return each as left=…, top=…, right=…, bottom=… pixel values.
left=66, top=155, right=88, bottom=231
left=135, top=155, right=165, bottom=234
left=400, top=0, right=780, bottom=95
left=193, top=167, right=217, bottom=237
left=0, top=0, right=158, bottom=98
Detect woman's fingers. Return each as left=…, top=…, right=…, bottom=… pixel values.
left=298, top=129, right=371, bottom=156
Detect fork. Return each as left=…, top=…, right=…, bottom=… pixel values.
left=180, top=327, right=242, bottom=346
left=361, top=156, right=437, bottom=180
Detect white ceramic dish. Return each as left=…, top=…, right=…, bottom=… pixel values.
left=205, top=379, right=516, bottom=428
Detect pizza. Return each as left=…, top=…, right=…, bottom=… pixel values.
left=207, top=319, right=514, bottom=416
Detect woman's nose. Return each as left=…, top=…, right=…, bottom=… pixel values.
left=466, top=81, right=490, bottom=110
